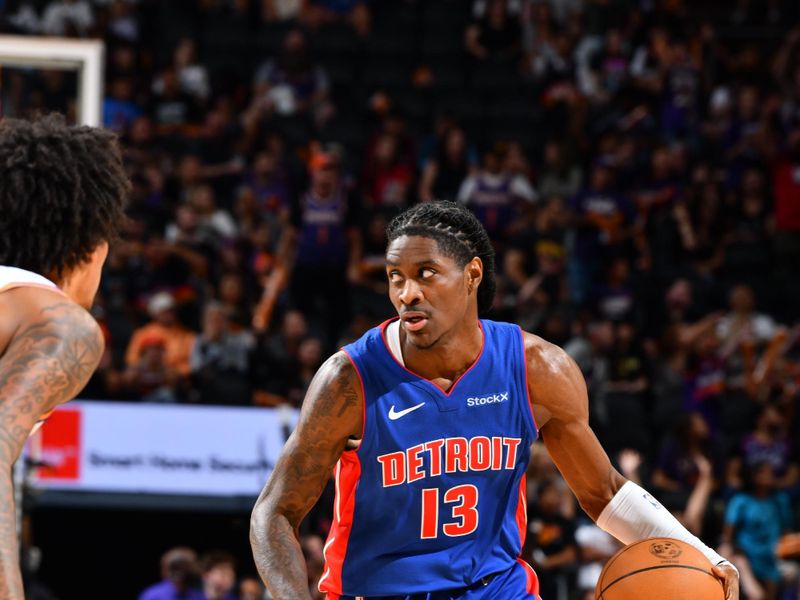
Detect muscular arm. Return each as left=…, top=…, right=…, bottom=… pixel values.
left=524, top=333, right=625, bottom=519
left=0, top=294, right=103, bottom=599
left=250, top=352, right=362, bottom=600
left=525, top=333, right=739, bottom=599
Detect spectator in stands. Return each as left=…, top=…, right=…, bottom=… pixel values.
left=199, top=552, right=237, bottom=600
left=191, top=185, right=238, bottom=241
left=241, top=150, right=291, bottom=221
left=717, top=284, right=779, bottom=354
left=287, top=335, right=325, bottom=406
left=106, top=0, right=139, bottom=43
left=727, top=403, right=799, bottom=492
left=194, top=107, right=247, bottom=187
left=591, top=257, right=637, bottom=323
left=660, top=37, right=701, bottom=138
left=651, top=411, right=723, bottom=509
left=148, top=67, right=202, bottom=131
left=190, top=302, right=255, bottom=405
left=238, top=577, right=263, bottom=600
left=216, top=272, right=252, bottom=326
left=284, top=152, right=361, bottom=344
left=104, top=76, right=142, bottom=132
left=521, top=0, right=556, bottom=68
left=253, top=310, right=308, bottom=406
left=233, top=187, right=264, bottom=240
left=361, top=132, right=414, bottom=210
left=250, top=222, right=288, bottom=333
left=523, top=478, right=579, bottom=600
left=574, top=521, right=620, bottom=599
left=465, top=0, right=523, bottom=67
left=125, top=292, right=196, bottom=378
left=564, top=318, right=613, bottom=398
left=771, top=127, right=800, bottom=313
left=583, top=28, right=630, bottom=105
left=418, top=127, right=476, bottom=203
left=299, top=0, right=370, bottom=37
left=504, top=196, right=569, bottom=325
left=458, top=143, right=537, bottom=241
left=719, top=170, right=771, bottom=283
left=568, top=161, right=635, bottom=304
left=138, top=546, right=202, bottom=600
left=537, top=140, right=583, bottom=201
left=721, top=462, right=794, bottom=600
left=121, top=333, right=179, bottom=403
left=261, top=0, right=303, bottom=23
left=153, top=38, right=210, bottom=103
left=41, top=0, right=94, bottom=36
left=253, top=29, right=332, bottom=124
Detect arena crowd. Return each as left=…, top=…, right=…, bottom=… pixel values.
left=3, top=0, right=800, bottom=598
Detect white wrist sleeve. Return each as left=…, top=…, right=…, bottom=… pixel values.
left=596, top=481, right=737, bottom=575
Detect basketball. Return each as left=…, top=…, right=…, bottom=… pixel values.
left=595, top=538, right=724, bottom=600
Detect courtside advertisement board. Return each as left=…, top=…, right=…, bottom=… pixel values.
left=27, top=401, right=298, bottom=497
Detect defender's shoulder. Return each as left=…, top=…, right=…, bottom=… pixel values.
left=11, top=287, right=102, bottom=348
left=0, top=287, right=99, bottom=354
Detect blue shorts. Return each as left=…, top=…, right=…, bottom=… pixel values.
left=331, top=558, right=541, bottom=600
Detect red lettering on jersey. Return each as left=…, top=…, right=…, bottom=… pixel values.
left=469, top=436, right=491, bottom=471
left=407, top=444, right=425, bottom=483
left=445, top=437, right=469, bottom=473
left=420, top=488, right=439, bottom=539
left=377, top=451, right=406, bottom=487
left=492, top=436, right=504, bottom=470
left=424, top=438, right=445, bottom=477
left=503, top=437, right=521, bottom=469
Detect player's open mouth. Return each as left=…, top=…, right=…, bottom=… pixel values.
left=401, top=312, right=430, bottom=332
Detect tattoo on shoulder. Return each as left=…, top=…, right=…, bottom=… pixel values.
left=0, top=301, right=101, bottom=598
left=0, top=301, right=102, bottom=438
left=313, top=353, right=360, bottom=419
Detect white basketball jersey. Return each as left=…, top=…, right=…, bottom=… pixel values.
left=0, top=266, right=60, bottom=294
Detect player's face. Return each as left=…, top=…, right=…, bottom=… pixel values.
left=386, top=235, right=479, bottom=349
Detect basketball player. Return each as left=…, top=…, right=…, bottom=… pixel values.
left=0, top=116, right=129, bottom=598
left=250, top=202, right=739, bottom=599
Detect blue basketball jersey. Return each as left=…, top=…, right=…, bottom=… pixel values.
left=319, top=318, right=540, bottom=598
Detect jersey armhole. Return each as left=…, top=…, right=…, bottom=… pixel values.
left=517, top=326, right=541, bottom=437
left=340, top=348, right=367, bottom=453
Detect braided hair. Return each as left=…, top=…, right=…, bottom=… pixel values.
left=0, top=114, right=130, bottom=280
left=386, top=201, right=496, bottom=315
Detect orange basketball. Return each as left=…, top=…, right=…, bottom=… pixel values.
left=595, top=538, right=724, bottom=600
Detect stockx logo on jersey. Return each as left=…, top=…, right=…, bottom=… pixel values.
left=466, top=391, right=509, bottom=407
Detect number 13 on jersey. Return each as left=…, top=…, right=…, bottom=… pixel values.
left=420, top=484, right=480, bottom=539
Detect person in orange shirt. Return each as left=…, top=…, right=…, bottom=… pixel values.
left=125, top=291, right=196, bottom=377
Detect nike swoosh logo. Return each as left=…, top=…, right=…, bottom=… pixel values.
left=388, top=402, right=425, bottom=420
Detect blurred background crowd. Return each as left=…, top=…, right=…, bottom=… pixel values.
left=4, top=0, right=800, bottom=598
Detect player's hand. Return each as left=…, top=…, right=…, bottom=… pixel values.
left=712, top=562, right=739, bottom=600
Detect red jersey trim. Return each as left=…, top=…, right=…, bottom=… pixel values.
left=516, top=473, right=527, bottom=549
left=516, top=557, right=541, bottom=595
left=318, top=452, right=361, bottom=595
left=517, top=327, right=540, bottom=433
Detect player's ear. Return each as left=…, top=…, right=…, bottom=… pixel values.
left=465, top=257, right=483, bottom=292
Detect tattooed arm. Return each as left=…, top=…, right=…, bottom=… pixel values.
left=250, top=352, right=363, bottom=600
left=0, top=293, right=104, bottom=600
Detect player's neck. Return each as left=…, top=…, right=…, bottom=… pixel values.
left=401, top=319, right=483, bottom=387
